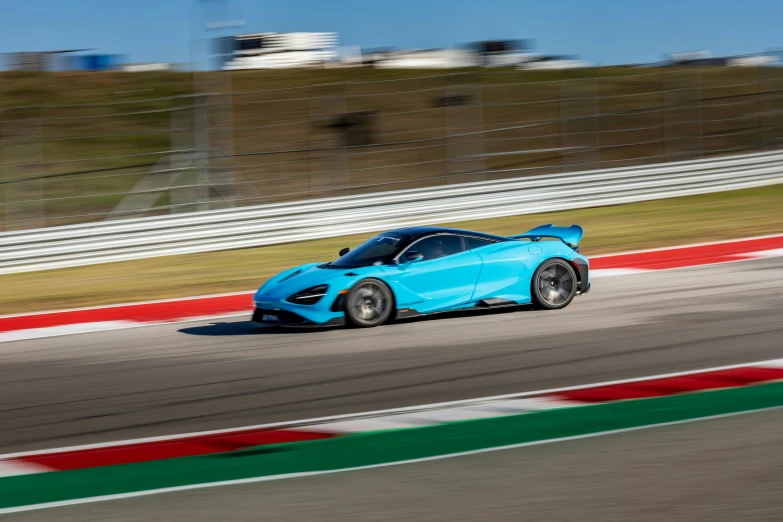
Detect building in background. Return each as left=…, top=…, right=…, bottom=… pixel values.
left=218, top=32, right=338, bottom=69
left=5, top=50, right=89, bottom=71
left=4, top=50, right=124, bottom=71
left=518, top=55, right=594, bottom=70
left=667, top=51, right=778, bottom=67
left=122, top=63, right=177, bottom=72
left=472, top=39, right=534, bottom=67
left=68, top=54, right=124, bottom=71
left=370, top=48, right=479, bottom=69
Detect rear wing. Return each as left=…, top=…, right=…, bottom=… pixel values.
left=509, top=224, right=583, bottom=249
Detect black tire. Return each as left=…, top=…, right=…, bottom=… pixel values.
left=344, top=278, right=394, bottom=328
left=531, top=259, right=578, bottom=310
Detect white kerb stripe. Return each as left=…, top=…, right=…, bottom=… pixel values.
left=590, top=268, right=649, bottom=278
left=732, top=248, right=783, bottom=259
left=0, top=321, right=141, bottom=343
left=0, top=460, right=54, bottom=478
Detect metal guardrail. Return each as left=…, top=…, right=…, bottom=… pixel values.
left=1, top=150, right=782, bottom=275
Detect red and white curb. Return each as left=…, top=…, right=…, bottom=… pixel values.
left=0, top=292, right=251, bottom=343
left=2, top=358, right=783, bottom=477
left=590, top=233, right=783, bottom=277
left=1, top=233, right=782, bottom=342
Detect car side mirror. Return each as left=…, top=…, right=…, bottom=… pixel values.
left=339, top=247, right=350, bottom=257
left=402, top=251, right=424, bottom=264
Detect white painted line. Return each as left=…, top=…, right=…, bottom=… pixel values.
left=295, top=417, right=426, bottom=434
left=387, top=408, right=504, bottom=425
left=0, top=460, right=53, bottom=478
left=4, top=357, right=783, bottom=461
left=2, top=405, right=780, bottom=516
left=732, top=248, right=783, bottom=259
left=0, top=312, right=249, bottom=344
left=756, top=360, right=783, bottom=369
left=0, top=321, right=141, bottom=343
left=0, top=291, right=253, bottom=320
left=590, top=268, right=649, bottom=278
left=491, top=397, right=584, bottom=410
left=588, top=233, right=783, bottom=259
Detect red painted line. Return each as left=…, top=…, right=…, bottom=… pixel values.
left=15, top=428, right=336, bottom=472
left=591, top=235, right=783, bottom=270
left=0, top=293, right=252, bottom=334
left=556, top=367, right=783, bottom=403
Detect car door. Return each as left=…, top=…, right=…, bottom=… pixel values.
left=391, top=234, right=483, bottom=312
left=467, top=238, right=531, bottom=304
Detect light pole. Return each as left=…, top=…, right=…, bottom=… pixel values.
left=190, top=0, right=244, bottom=210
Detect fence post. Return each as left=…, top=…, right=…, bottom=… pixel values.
left=593, top=76, right=601, bottom=168
left=169, top=102, right=195, bottom=214
left=694, top=68, right=704, bottom=159
left=444, top=75, right=486, bottom=184
left=559, top=77, right=599, bottom=172
left=193, top=91, right=211, bottom=212
left=307, top=82, right=349, bottom=199
left=1, top=111, right=44, bottom=230
left=0, top=121, right=4, bottom=232
left=664, top=68, right=702, bottom=161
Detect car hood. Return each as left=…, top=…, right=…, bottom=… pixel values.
left=254, top=262, right=379, bottom=301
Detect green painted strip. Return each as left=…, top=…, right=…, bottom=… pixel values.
left=3, top=382, right=783, bottom=510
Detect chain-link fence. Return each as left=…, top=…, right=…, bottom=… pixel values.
left=2, top=66, right=783, bottom=231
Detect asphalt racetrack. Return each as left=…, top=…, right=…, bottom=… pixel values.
left=2, top=257, right=783, bottom=454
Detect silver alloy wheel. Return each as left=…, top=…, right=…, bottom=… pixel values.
left=351, top=282, right=387, bottom=321
left=537, top=263, right=575, bottom=306
left=345, top=279, right=394, bottom=327
left=532, top=259, right=578, bottom=310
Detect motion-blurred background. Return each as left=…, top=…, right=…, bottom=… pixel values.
left=3, top=3, right=783, bottom=521
left=1, top=0, right=782, bottom=230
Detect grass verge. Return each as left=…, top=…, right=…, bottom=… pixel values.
left=2, top=183, right=782, bottom=315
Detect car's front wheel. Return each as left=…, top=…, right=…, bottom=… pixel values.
left=531, top=259, right=577, bottom=310
left=344, top=278, right=394, bottom=327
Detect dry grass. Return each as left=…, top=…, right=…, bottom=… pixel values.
left=2, top=66, right=783, bottom=230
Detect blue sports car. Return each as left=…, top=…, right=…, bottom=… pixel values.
left=252, top=224, right=590, bottom=328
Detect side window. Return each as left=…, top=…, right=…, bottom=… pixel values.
left=412, top=235, right=463, bottom=261
left=464, top=236, right=495, bottom=250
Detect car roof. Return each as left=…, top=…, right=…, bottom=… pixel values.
left=385, top=226, right=510, bottom=243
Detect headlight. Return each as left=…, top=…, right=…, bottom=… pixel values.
left=286, top=285, right=328, bottom=305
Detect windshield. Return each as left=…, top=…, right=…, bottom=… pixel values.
left=328, top=233, right=411, bottom=268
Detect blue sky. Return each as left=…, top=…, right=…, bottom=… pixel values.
left=1, top=0, right=781, bottom=66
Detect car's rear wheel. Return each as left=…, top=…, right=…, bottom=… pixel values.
left=531, top=259, right=577, bottom=310
left=344, top=278, right=394, bottom=327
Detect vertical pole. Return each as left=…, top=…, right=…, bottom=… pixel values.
left=193, top=92, right=211, bottom=211
left=695, top=67, right=704, bottom=158
left=593, top=76, right=600, bottom=168
left=758, top=66, right=765, bottom=151
left=558, top=78, right=565, bottom=172
left=169, top=102, right=194, bottom=214
left=474, top=74, right=486, bottom=177
left=663, top=70, right=672, bottom=162
left=0, top=120, right=5, bottom=232
left=442, top=83, right=449, bottom=183
left=218, top=68, right=236, bottom=207
left=307, top=85, right=318, bottom=199
left=338, top=81, right=348, bottom=194
left=35, top=106, right=44, bottom=227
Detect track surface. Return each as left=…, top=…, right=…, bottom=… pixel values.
left=3, top=257, right=783, bottom=453
left=7, top=408, right=781, bottom=521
